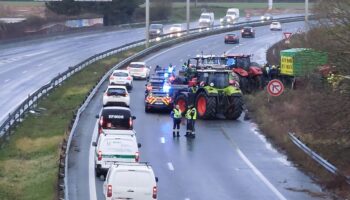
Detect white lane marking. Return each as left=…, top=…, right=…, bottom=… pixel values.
left=167, top=162, right=174, bottom=171
left=221, top=128, right=288, bottom=200
left=4, top=79, right=10, bottom=83
left=144, top=37, right=214, bottom=62
left=22, top=70, right=27, bottom=74
left=160, top=137, right=165, bottom=144
left=185, top=198, right=190, bottom=200
left=89, top=121, right=98, bottom=200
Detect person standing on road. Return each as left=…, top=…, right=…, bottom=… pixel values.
left=185, top=104, right=197, bottom=138
left=170, top=105, right=182, bottom=137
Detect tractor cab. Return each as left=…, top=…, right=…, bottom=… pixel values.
left=225, top=54, right=251, bottom=71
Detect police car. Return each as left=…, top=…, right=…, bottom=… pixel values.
left=104, top=163, right=158, bottom=200
left=103, top=85, right=130, bottom=107
left=109, top=70, right=133, bottom=90
left=145, top=89, right=173, bottom=112
left=92, top=133, right=141, bottom=177
left=96, top=106, right=136, bottom=136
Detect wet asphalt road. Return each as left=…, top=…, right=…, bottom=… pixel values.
left=0, top=14, right=302, bottom=126
left=67, top=21, right=332, bottom=200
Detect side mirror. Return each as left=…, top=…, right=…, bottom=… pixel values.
left=155, top=177, right=159, bottom=182
left=95, top=114, right=99, bottom=119
left=138, top=143, right=142, bottom=148
left=132, top=116, right=136, bottom=120
left=92, top=142, right=97, bottom=147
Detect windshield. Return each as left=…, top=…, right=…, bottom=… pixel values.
left=150, top=24, right=162, bottom=29
left=113, top=72, right=128, bottom=77
left=227, top=11, right=237, bottom=16
left=208, top=73, right=229, bottom=89
left=201, top=15, right=211, bottom=19
left=129, top=63, right=145, bottom=68
left=107, top=88, right=126, bottom=96
left=243, top=28, right=252, bottom=31
left=101, top=109, right=132, bottom=130
left=236, top=57, right=251, bottom=70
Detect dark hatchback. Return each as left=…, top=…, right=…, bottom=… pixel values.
left=241, top=27, right=255, bottom=38
left=224, top=33, right=240, bottom=44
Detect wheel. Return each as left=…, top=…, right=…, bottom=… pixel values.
left=239, top=76, right=250, bottom=94
left=225, top=96, right=243, bottom=120
left=255, top=75, right=264, bottom=90
left=195, top=92, right=216, bottom=119
left=95, top=167, right=101, bottom=177
left=174, top=94, right=188, bottom=113
left=145, top=104, right=150, bottom=113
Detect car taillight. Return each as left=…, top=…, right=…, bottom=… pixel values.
left=125, top=93, right=128, bottom=97
left=152, top=186, right=157, bottom=199
left=241, top=30, right=244, bottom=33
left=127, top=66, right=130, bottom=70
left=98, top=151, right=102, bottom=161
left=135, top=152, right=139, bottom=162
left=109, top=76, right=114, bottom=80
left=129, top=118, right=133, bottom=127
left=99, top=116, right=104, bottom=126
left=127, top=76, right=132, bottom=80
left=107, top=185, right=112, bottom=197
left=147, top=85, right=152, bottom=91
left=104, top=93, right=109, bottom=96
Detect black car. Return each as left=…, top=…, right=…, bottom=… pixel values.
left=96, top=106, right=136, bottom=136
left=149, top=24, right=164, bottom=38
left=145, top=89, right=173, bottom=112
left=241, top=27, right=255, bottom=38
left=224, top=33, right=240, bottom=44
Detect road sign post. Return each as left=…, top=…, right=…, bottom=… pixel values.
left=145, top=0, right=150, bottom=48
left=267, top=79, right=284, bottom=96
left=284, top=32, right=292, bottom=44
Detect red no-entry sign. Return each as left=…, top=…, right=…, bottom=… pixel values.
left=267, top=79, right=284, bottom=96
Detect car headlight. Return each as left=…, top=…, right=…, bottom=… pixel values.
left=220, top=18, right=223, bottom=22
left=261, top=16, right=264, bottom=19
left=267, top=17, right=270, bottom=20
left=156, top=30, right=160, bottom=34
left=227, top=18, right=231, bottom=22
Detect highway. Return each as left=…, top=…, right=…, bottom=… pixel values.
left=0, top=14, right=300, bottom=126
left=67, top=21, right=331, bottom=200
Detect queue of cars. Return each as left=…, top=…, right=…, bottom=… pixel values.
left=92, top=63, right=159, bottom=200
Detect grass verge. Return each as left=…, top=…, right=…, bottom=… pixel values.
left=0, top=46, right=143, bottom=200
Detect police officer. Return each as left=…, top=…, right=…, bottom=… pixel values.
left=171, top=105, right=182, bottom=137
left=185, top=104, right=197, bottom=138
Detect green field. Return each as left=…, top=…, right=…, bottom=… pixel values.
left=0, top=47, right=143, bottom=200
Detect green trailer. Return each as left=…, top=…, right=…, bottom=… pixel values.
left=280, top=48, right=328, bottom=77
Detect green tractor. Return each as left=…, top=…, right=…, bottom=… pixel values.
left=174, top=56, right=244, bottom=120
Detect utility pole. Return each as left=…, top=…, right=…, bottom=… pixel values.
left=268, top=0, right=273, bottom=10
left=305, top=0, right=309, bottom=22
left=145, top=0, right=150, bottom=48
left=186, top=0, right=190, bottom=34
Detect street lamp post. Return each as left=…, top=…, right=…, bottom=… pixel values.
left=145, top=0, right=150, bottom=48
left=305, top=0, right=309, bottom=22
left=268, top=0, right=273, bottom=10
left=186, top=0, right=190, bottom=34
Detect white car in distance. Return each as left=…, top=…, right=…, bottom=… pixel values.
left=109, top=70, right=133, bottom=90
left=92, top=133, right=141, bottom=177
left=169, top=24, right=183, bottom=37
left=270, top=21, right=282, bottom=31
left=103, top=85, right=130, bottom=107
left=104, top=163, right=158, bottom=200
left=128, top=62, right=150, bottom=79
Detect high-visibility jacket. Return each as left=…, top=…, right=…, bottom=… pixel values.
left=173, top=108, right=182, bottom=119
left=185, top=108, right=197, bottom=120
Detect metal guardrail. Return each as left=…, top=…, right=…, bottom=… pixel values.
left=0, top=15, right=307, bottom=199
left=288, top=132, right=350, bottom=184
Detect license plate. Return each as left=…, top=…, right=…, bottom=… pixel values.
left=155, top=102, right=163, bottom=105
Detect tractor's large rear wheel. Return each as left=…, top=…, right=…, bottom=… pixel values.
left=225, top=96, right=243, bottom=120
left=174, top=94, right=188, bottom=113
left=196, top=92, right=216, bottom=119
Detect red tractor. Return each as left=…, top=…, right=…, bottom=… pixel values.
left=225, top=54, right=263, bottom=93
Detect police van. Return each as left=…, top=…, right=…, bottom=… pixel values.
left=103, top=163, right=158, bottom=200
left=92, top=133, right=141, bottom=177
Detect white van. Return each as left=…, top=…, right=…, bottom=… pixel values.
left=199, top=12, right=215, bottom=28
left=104, top=163, right=158, bottom=200
left=93, top=134, right=141, bottom=177
left=226, top=8, right=239, bottom=21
